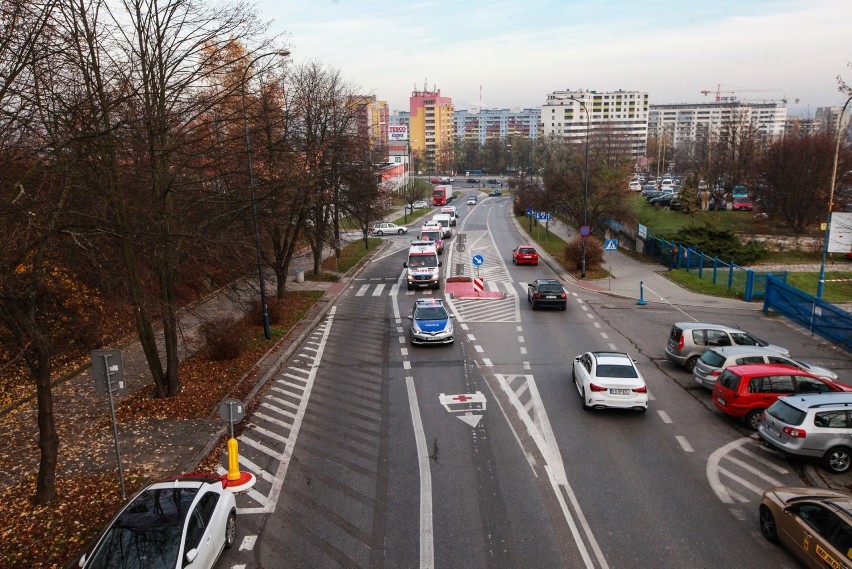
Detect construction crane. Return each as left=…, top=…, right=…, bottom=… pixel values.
left=700, top=84, right=782, bottom=102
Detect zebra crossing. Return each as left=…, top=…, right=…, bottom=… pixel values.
left=217, top=308, right=337, bottom=514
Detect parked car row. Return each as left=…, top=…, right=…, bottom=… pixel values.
left=665, top=320, right=850, bottom=475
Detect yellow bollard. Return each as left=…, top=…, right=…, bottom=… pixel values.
left=227, top=437, right=241, bottom=481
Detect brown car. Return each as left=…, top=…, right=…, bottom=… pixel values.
left=760, top=486, right=852, bottom=568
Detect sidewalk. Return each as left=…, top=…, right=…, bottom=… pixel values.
left=513, top=215, right=760, bottom=311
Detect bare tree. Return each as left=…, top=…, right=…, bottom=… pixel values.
left=756, top=132, right=851, bottom=233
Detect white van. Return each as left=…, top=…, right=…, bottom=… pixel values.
left=440, top=206, right=458, bottom=226
left=404, top=241, right=441, bottom=290
left=432, top=214, right=453, bottom=238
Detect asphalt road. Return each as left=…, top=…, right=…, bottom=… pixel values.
left=216, top=190, right=851, bottom=568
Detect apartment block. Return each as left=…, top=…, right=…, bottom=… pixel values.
left=353, top=95, right=389, bottom=150
left=541, top=90, right=649, bottom=158
left=648, top=101, right=787, bottom=148
left=453, top=108, right=541, bottom=143
left=409, top=89, right=454, bottom=173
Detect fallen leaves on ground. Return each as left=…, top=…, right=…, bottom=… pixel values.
left=0, top=290, right=323, bottom=568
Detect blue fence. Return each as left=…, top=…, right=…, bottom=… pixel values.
left=764, top=277, right=852, bottom=351
left=640, top=233, right=786, bottom=301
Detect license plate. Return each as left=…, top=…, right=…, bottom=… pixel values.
left=545, top=295, right=555, bottom=299
left=610, top=389, right=630, bottom=395
left=717, top=396, right=726, bottom=406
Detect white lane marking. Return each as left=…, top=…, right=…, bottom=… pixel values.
left=468, top=334, right=476, bottom=341
left=657, top=410, right=673, bottom=424
left=520, top=347, right=527, bottom=355
left=259, top=401, right=296, bottom=421
left=523, top=361, right=531, bottom=370
left=247, top=423, right=289, bottom=445
left=581, top=305, right=588, bottom=311
left=265, top=394, right=298, bottom=412
left=404, top=361, right=412, bottom=370
left=647, top=392, right=656, bottom=401
left=240, top=434, right=280, bottom=457
left=482, top=358, right=493, bottom=367
left=586, top=314, right=594, bottom=319
left=460, top=323, right=469, bottom=331
left=239, top=307, right=337, bottom=515
left=255, top=410, right=294, bottom=429
left=406, top=376, right=434, bottom=569
left=390, top=283, right=400, bottom=296
left=474, top=345, right=484, bottom=353
left=600, top=333, right=609, bottom=340
left=608, top=343, right=617, bottom=351
left=516, top=325, right=523, bottom=332
left=401, top=348, right=409, bottom=357
left=399, top=336, right=406, bottom=344
left=676, top=436, right=694, bottom=452
left=517, top=336, right=525, bottom=343
left=239, top=535, right=258, bottom=551
left=725, top=455, right=783, bottom=485
left=373, top=283, right=385, bottom=296
left=593, top=322, right=601, bottom=329
left=737, top=446, right=789, bottom=474
left=356, top=284, right=370, bottom=296
left=719, top=466, right=768, bottom=496
left=707, top=437, right=752, bottom=504
left=229, top=455, right=275, bottom=484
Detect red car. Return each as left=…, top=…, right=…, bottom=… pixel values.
left=732, top=197, right=753, bottom=211
left=512, top=245, right=539, bottom=265
left=712, top=364, right=852, bottom=430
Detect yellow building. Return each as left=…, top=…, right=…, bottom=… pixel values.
left=409, top=88, right=454, bottom=174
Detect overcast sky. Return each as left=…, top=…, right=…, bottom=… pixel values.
left=254, top=0, right=850, bottom=117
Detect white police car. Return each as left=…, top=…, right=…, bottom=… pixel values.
left=408, top=298, right=454, bottom=345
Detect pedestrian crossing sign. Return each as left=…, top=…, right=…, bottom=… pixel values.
left=605, top=239, right=618, bottom=251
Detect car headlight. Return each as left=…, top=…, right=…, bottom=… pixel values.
left=412, top=322, right=422, bottom=333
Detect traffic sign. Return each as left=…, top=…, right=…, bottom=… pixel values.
left=580, top=225, right=591, bottom=236
left=472, top=254, right=484, bottom=266
left=526, top=208, right=535, bottom=217
left=473, top=277, right=484, bottom=291
left=605, top=239, right=618, bottom=251
left=534, top=212, right=552, bottom=221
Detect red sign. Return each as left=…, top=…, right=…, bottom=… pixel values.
left=473, top=277, right=484, bottom=291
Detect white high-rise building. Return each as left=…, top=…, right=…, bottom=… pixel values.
left=648, top=101, right=787, bottom=148
left=540, top=90, right=649, bottom=158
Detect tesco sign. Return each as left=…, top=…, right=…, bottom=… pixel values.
left=388, top=125, right=408, bottom=141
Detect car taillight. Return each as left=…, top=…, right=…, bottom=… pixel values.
left=559, top=294, right=566, bottom=299
left=534, top=293, right=541, bottom=299
left=589, top=383, right=607, bottom=392
left=632, top=386, right=647, bottom=393
left=710, top=369, right=721, bottom=376
left=677, top=334, right=685, bottom=351
left=782, top=427, right=807, bottom=439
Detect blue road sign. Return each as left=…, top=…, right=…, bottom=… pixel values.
left=526, top=208, right=535, bottom=217
left=605, top=239, right=618, bottom=251
left=534, top=212, right=552, bottom=221
left=472, top=254, right=484, bottom=266
left=580, top=225, right=591, bottom=236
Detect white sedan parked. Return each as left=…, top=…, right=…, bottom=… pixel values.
left=371, top=222, right=408, bottom=235
left=572, top=351, right=648, bottom=412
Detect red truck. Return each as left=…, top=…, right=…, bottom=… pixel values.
left=432, top=184, right=451, bottom=206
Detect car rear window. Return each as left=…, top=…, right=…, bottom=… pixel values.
left=538, top=285, right=563, bottom=293
left=596, top=364, right=639, bottom=379
left=718, top=369, right=740, bottom=390
left=519, top=248, right=536, bottom=254
left=766, top=400, right=806, bottom=425
left=669, top=325, right=683, bottom=342
left=700, top=350, right=726, bottom=367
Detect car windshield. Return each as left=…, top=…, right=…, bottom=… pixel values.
left=731, top=332, right=763, bottom=347
left=421, top=231, right=440, bottom=240
left=408, top=256, right=437, bottom=268
left=415, top=307, right=447, bottom=320
left=596, top=364, right=638, bottom=378
left=85, top=487, right=199, bottom=569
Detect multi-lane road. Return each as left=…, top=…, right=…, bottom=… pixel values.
left=216, top=190, right=851, bottom=568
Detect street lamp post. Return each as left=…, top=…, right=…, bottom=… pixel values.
left=242, top=49, right=289, bottom=340
left=567, top=96, right=591, bottom=278
left=816, top=94, right=852, bottom=299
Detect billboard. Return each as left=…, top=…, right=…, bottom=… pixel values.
left=389, top=125, right=409, bottom=141
left=388, top=143, right=408, bottom=156
left=828, top=212, right=852, bottom=253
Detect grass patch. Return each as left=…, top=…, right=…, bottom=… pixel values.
left=321, top=237, right=382, bottom=274
left=784, top=272, right=852, bottom=304
left=391, top=207, right=432, bottom=226
left=665, top=269, right=746, bottom=300
left=630, top=194, right=757, bottom=236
